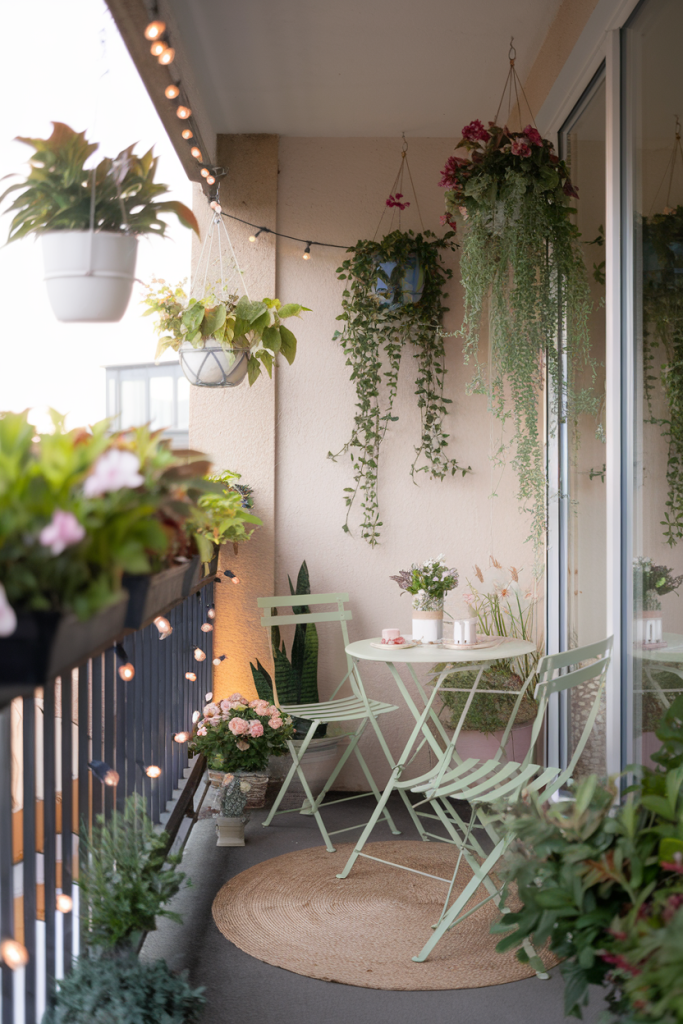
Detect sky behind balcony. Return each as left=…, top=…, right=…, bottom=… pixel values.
left=0, top=0, right=191, bottom=432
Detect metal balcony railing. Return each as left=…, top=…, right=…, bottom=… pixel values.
left=0, top=584, right=214, bottom=1024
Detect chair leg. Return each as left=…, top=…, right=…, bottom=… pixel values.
left=352, top=741, right=401, bottom=836
left=336, top=768, right=402, bottom=878
left=262, top=742, right=302, bottom=826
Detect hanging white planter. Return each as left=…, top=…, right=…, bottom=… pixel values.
left=42, top=230, right=138, bottom=322
left=178, top=338, right=249, bottom=388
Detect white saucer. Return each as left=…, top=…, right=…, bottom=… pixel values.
left=370, top=640, right=418, bottom=651
left=439, top=635, right=506, bottom=651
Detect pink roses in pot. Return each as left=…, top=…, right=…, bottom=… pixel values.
left=188, top=692, right=294, bottom=772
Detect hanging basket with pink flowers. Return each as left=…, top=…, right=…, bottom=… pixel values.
left=439, top=43, right=595, bottom=554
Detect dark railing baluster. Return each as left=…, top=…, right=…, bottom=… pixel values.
left=91, top=657, right=103, bottom=820
left=43, top=680, right=56, bottom=1000
left=61, top=672, right=73, bottom=975
left=103, top=652, right=115, bottom=820
left=115, top=659, right=126, bottom=815
left=23, top=694, right=37, bottom=1023
left=0, top=705, right=15, bottom=1022
left=149, top=626, right=160, bottom=823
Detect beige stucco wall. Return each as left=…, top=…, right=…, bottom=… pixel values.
left=190, top=135, right=536, bottom=788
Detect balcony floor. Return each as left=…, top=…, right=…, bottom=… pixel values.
left=141, top=793, right=607, bottom=1024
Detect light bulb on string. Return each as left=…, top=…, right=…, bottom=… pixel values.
left=190, top=146, right=202, bottom=160
left=223, top=570, right=240, bottom=584
left=192, top=710, right=201, bottom=724
left=200, top=167, right=210, bottom=178
left=206, top=175, right=216, bottom=185
left=248, top=229, right=264, bottom=243
left=154, top=616, right=171, bottom=636
left=303, top=244, right=312, bottom=260
left=185, top=671, right=197, bottom=681
left=150, top=40, right=166, bottom=56
left=145, top=764, right=161, bottom=779
left=182, top=129, right=194, bottom=140
left=174, top=731, right=191, bottom=744
left=118, top=663, right=135, bottom=682
left=165, top=84, right=180, bottom=99
left=0, top=939, right=29, bottom=970
left=193, top=647, right=206, bottom=662
left=56, top=894, right=73, bottom=914
left=205, top=692, right=213, bottom=702
left=209, top=201, right=222, bottom=213
left=213, top=655, right=227, bottom=666
left=176, top=106, right=192, bottom=120
left=201, top=622, right=213, bottom=633
left=144, top=19, right=166, bottom=39
left=89, top=760, right=119, bottom=787
left=207, top=605, right=216, bottom=620
left=158, top=47, right=175, bottom=65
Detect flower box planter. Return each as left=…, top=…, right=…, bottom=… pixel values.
left=122, top=556, right=200, bottom=629
left=42, top=230, right=138, bottom=322
left=186, top=551, right=218, bottom=595
left=0, top=594, right=128, bottom=686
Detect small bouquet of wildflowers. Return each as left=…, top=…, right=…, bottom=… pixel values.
left=189, top=692, right=294, bottom=772
left=390, top=555, right=458, bottom=612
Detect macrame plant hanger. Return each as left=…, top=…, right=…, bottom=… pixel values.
left=493, top=39, right=537, bottom=132
left=180, top=192, right=251, bottom=387
left=373, top=134, right=425, bottom=240
left=649, top=115, right=683, bottom=216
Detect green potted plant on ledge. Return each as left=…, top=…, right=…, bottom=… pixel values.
left=144, top=279, right=309, bottom=388
left=1, top=123, right=198, bottom=322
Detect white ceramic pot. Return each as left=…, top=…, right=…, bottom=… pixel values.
left=215, top=816, right=246, bottom=847
left=42, top=230, right=138, bottom=322
left=269, top=737, right=341, bottom=806
left=179, top=339, right=249, bottom=387
left=412, top=610, right=443, bottom=643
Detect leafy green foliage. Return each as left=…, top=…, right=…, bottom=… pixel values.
left=328, top=229, right=471, bottom=545
left=79, top=794, right=188, bottom=950
left=493, top=697, right=683, bottom=1021
left=188, top=470, right=262, bottom=565
left=642, top=207, right=683, bottom=546
left=443, top=122, right=595, bottom=552
left=42, top=950, right=205, bottom=1024
left=1, top=123, right=198, bottom=240
left=633, top=556, right=683, bottom=612
left=250, top=560, right=326, bottom=738
left=143, top=280, right=309, bottom=386
left=0, top=412, right=217, bottom=619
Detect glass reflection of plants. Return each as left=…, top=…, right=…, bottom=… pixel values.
left=430, top=560, right=541, bottom=735
left=633, top=556, right=683, bottom=612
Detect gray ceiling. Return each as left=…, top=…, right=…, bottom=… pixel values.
left=166, top=0, right=562, bottom=138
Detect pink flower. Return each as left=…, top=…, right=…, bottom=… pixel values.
left=438, top=155, right=469, bottom=188
left=229, top=692, right=245, bottom=702
left=268, top=706, right=279, bottom=716
left=197, top=726, right=207, bottom=736
left=84, top=449, right=144, bottom=498
left=0, top=583, right=17, bottom=638
left=563, top=179, right=580, bottom=199
left=270, top=717, right=283, bottom=730
left=523, top=125, right=543, bottom=147
left=250, top=699, right=270, bottom=715
left=439, top=213, right=458, bottom=231
left=235, top=739, right=250, bottom=751
left=220, top=699, right=232, bottom=712
left=249, top=721, right=264, bottom=738
left=39, top=509, right=86, bottom=556
left=386, top=193, right=410, bottom=210
left=462, top=119, right=490, bottom=143
left=511, top=139, right=531, bottom=158
left=203, top=703, right=219, bottom=717
left=463, top=591, right=474, bottom=605
left=228, top=717, right=250, bottom=736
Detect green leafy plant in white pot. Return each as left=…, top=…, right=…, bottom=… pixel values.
left=1, top=123, right=198, bottom=322
left=143, top=279, right=308, bottom=388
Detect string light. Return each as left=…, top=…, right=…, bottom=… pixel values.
left=145, top=764, right=162, bottom=778
left=193, top=647, right=207, bottom=662
left=303, top=243, right=312, bottom=260
left=158, top=46, right=175, bottom=65
left=181, top=129, right=193, bottom=140
left=165, top=84, right=180, bottom=99
left=190, top=146, right=202, bottom=159
left=144, top=19, right=166, bottom=40
left=205, top=691, right=213, bottom=701
left=200, top=167, right=210, bottom=178
left=176, top=106, right=192, bottom=120
left=114, top=643, right=135, bottom=681
left=192, top=710, right=201, bottom=724
left=209, top=201, right=222, bottom=213
left=223, top=570, right=240, bottom=584
left=150, top=40, right=166, bottom=56
left=206, top=175, right=216, bottom=185
left=207, top=605, right=216, bottom=620
left=154, top=616, right=171, bottom=636
left=56, top=894, right=73, bottom=914
left=89, top=761, right=119, bottom=787
left=201, top=622, right=213, bottom=633
left=213, top=655, right=227, bottom=666
left=248, top=229, right=265, bottom=242
left=174, top=731, right=191, bottom=744
left=0, top=939, right=29, bottom=970
left=185, top=671, right=197, bottom=681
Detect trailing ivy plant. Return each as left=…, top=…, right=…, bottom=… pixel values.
left=440, top=120, right=595, bottom=551
left=642, top=206, right=683, bottom=546
left=329, top=229, right=471, bottom=545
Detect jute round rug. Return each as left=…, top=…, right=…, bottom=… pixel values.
left=212, top=841, right=557, bottom=990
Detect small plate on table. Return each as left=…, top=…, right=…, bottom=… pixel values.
left=370, top=639, right=419, bottom=651
left=439, top=635, right=506, bottom=651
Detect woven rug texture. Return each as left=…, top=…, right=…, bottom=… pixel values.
left=212, top=840, right=557, bottom=990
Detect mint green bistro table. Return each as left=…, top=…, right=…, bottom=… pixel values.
left=339, top=636, right=537, bottom=879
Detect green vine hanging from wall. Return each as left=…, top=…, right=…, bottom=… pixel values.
left=328, top=228, right=471, bottom=545
left=440, top=114, right=594, bottom=551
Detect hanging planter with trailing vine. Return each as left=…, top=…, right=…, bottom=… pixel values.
left=440, top=48, right=594, bottom=552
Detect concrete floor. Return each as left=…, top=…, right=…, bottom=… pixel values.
left=142, top=792, right=607, bottom=1024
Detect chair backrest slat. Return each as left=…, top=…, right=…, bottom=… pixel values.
left=259, top=609, right=352, bottom=627
left=258, top=592, right=350, bottom=609
left=537, top=636, right=613, bottom=679
left=538, top=656, right=611, bottom=696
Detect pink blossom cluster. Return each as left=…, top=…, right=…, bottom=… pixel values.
left=385, top=192, right=410, bottom=211
left=194, top=692, right=287, bottom=751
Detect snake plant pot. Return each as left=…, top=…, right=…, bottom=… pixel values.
left=374, top=253, right=424, bottom=309
left=215, top=815, right=246, bottom=846
left=122, top=557, right=200, bottom=629
left=42, top=231, right=138, bottom=322
left=455, top=722, right=534, bottom=764
left=0, top=595, right=128, bottom=687
left=179, top=339, right=248, bottom=388
left=269, top=737, right=341, bottom=807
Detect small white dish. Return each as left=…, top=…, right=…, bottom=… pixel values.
left=439, top=635, right=506, bottom=651
left=370, top=639, right=417, bottom=651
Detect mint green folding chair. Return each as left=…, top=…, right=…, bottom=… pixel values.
left=259, top=592, right=400, bottom=852
left=338, top=636, right=612, bottom=969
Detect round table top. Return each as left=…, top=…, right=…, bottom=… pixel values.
left=346, top=637, right=537, bottom=664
